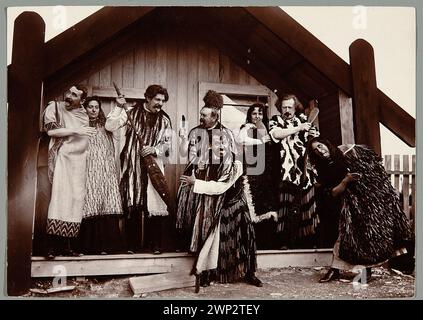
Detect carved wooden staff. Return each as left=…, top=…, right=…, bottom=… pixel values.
left=302, top=106, right=320, bottom=178
left=112, top=82, right=171, bottom=209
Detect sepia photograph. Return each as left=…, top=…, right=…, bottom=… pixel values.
left=6, top=4, right=416, bottom=301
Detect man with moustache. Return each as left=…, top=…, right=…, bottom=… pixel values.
left=176, top=90, right=237, bottom=259
left=43, top=84, right=96, bottom=258
left=105, top=84, right=172, bottom=254
left=269, top=93, right=320, bottom=249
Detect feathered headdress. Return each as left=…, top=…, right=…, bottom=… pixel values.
left=203, top=90, right=223, bottom=110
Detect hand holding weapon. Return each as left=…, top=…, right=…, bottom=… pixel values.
left=112, top=82, right=171, bottom=209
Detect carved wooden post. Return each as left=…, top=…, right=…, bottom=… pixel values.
left=349, top=39, right=381, bottom=155
left=7, top=12, right=45, bottom=295
left=338, top=90, right=355, bottom=144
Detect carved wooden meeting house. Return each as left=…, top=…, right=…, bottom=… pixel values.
left=7, top=6, right=415, bottom=295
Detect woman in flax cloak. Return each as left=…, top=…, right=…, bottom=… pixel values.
left=78, top=96, right=124, bottom=254
left=237, top=103, right=279, bottom=249
left=307, top=137, right=412, bottom=283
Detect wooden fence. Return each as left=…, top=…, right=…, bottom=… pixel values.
left=384, top=154, right=416, bottom=230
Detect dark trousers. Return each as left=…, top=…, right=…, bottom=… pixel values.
left=124, top=212, right=164, bottom=252
left=124, top=212, right=143, bottom=252
left=146, top=215, right=164, bottom=251
left=45, top=234, right=78, bottom=256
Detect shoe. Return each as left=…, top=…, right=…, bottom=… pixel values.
left=195, top=275, right=200, bottom=293
left=45, top=249, right=56, bottom=260
left=319, top=268, right=340, bottom=283
left=69, top=250, right=83, bottom=257
left=357, top=268, right=372, bottom=284
left=245, top=275, right=263, bottom=287
left=200, top=273, right=210, bottom=287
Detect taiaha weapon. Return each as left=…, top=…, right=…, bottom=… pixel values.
left=112, top=81, right=171, bottom=209
left=301, top=105, right=320, bottom=185
left=307, top=106, right=320, bottom=127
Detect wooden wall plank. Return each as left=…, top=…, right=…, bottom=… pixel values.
left=317, top=91, right=342, bottom=146
left=88, top=72, right=100, bottom=86
left=134, top=46, right=146, bottom=89
left=99, top=65, right=111, bottom=87
left=164, top=33, right=179, bottom=221
left=248, top=75, right=261, bottom=86
left=156, top=39, right=167, bottom=86
left=197, top=42, right=209, bottom=82
left=176, top=36, right=189, bottom=121
left=219, top=53, right=231, bottom=84
left=208, top=46, right=220, bottom=83
left=176, top=34, right=189, bottom=181
left=111, top=58, right=123, bottom=88
left=122, top=51, right=134, bottom=88
left=187, top=42, right=199, bottom=125
left=145, top=38, right=157, bottom=85
left=229, top=59, right=241, bottom=84
left=238, top=67, right=251, bottom=85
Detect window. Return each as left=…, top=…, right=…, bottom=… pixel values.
left=198, top=82, right=277, bottom=131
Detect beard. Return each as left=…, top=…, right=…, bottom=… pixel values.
left=64, top=98, right=74, bottom=110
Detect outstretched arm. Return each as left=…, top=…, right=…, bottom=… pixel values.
left=47, top=127, right=96, bottom=138
left=180, top=161, right=243, bottom=195
left=105, top=97, right=129, bottom=131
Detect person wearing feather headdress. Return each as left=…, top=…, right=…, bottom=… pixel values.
left=307, top=137, right=412, bottom=283
left=176, top=90, right=237, bottom=255
left=177, top=90, right=262, bottom=289
left=180, top=128, right=262, bottom=291
left=269, top=94, right=320, bottom=249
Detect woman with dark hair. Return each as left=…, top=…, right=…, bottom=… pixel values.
left=78, top=96, right=124, bottom=255
left=307, top=137, right=412, bottom=283
left=237, top=103, right=279, bottom=249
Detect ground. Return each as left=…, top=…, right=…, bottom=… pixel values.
left=26, top=266, right=414, bottom=299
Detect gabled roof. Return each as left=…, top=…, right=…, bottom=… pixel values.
left=40, top=6, right=415, bottom=146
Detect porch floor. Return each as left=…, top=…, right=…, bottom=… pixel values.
left=31, top=249, right=333, bottom=278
